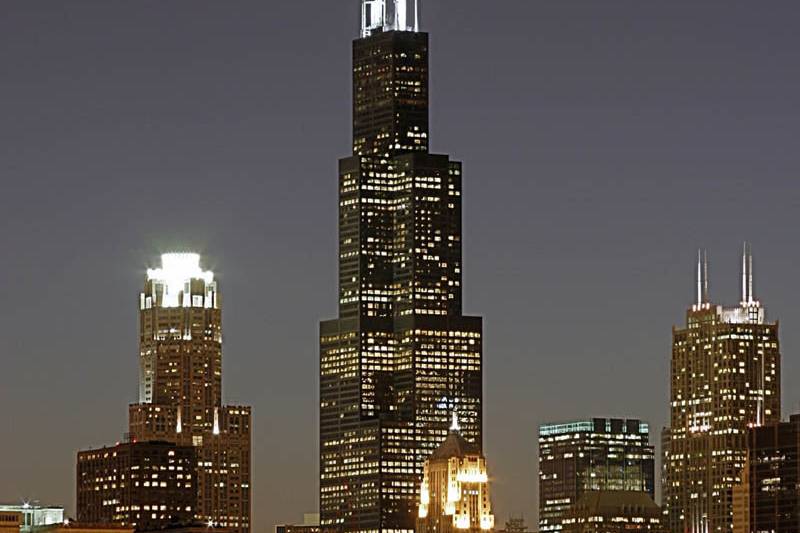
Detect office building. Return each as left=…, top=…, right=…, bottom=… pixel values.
left=561, top=491, right=665, bottom=533
left=76, top=441, right=196, bottom=530
left=319, top=1, right=484, bottom=532
left=538, top=418, right=655, bottom=533
left=663, top=247, right=781, bottom=533
left=417, top=416, right=494, bottom=533
left=733, top=415, right=800, bottom=533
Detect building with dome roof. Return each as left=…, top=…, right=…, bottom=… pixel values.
left=417, top=416, right=494, bottom=533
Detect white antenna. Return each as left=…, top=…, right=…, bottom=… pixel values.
left=696, top=249, right=702, bottom=307
left=702, top=250, right=709, bottom=304
left=742, top=242, right=755, bottom=305
left=748, top=244, right=754, bottom=304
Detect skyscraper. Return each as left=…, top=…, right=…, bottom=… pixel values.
left=319, top=2, right=483, bottom=532
left=663, top=246, right=781, bottom=533
left=77, top=253, right=251, bottom=533
left=129, top=253, right=251, bottom=533
left=538, top=418, right=656, bottom=533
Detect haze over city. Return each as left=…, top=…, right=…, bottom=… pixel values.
left=1, top=2, right=800, bottom=533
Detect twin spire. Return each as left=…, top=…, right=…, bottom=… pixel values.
left=694, top=243, right=758, bottom=309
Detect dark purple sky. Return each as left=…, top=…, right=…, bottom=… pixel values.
left=1, top=0, right=799, bottom=530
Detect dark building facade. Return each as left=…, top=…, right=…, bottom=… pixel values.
left=735, top=416, right=800, bottom=533
left=538, top=418, right=655, bottom=533
left=319, top=3, right=483, bottom=533
left=663, top=248, right=780, bottom=533
left=76, top=441, right=196, bottom=530
left=561, top=491, right=666, bottom=533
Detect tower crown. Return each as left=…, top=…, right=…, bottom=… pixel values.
left=144, top=253, right=216, bottom=309
left=361, top=0, right=420, bottom=37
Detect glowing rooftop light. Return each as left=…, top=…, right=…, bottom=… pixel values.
left=361, top=0, right=420, bottom=38
left=146, top=253, right=215, bottom=308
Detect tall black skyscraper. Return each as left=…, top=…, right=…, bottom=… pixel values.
left=320, top=2, right=483, bottom=532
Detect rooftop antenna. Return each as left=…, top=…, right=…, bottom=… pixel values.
left=703, top=249, right=709, bottom=304
left=695, top=249, right=709, bottom=309
left=742, top=242, right=755, bottom=305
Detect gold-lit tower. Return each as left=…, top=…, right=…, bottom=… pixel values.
left=417, top=414, right=494, bottom=533
left=663, top=246, right=780, bottom=533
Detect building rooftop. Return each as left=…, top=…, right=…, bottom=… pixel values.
left=569, top=491, right=661, bottom=516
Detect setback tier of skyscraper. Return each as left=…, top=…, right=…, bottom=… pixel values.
left=663, top=246, right=780, bottom=533
left=319, top=2, right=484, bottom=532
left=538, top=418, right=656, bottom=533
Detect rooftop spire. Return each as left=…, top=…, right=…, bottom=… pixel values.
left=695, top=249, right=709, bottom=309
left=742, top=242, right=755, bottom=305
left=450, top=411, right=461, bottom=432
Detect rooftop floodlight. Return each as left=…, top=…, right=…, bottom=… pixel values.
left=361, top=0, right=420, bottom=37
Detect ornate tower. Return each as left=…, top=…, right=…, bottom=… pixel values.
left=129, top=253, right=252, bottom=533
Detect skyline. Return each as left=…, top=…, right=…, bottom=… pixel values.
left=2, top=2, right=800, bottom=533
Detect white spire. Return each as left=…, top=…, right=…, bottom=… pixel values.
left=696, top=249, right=702, bottom=307
left=213, top=407, right=220, bottom=435
left=741, top=242, right=757, bottom=305
left=176, top=405, right=182, bottom=434
left=450, top=411, right=460, bottom=432
left=695, top=249, right=709, bottom=309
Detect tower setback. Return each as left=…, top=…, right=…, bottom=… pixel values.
left=319, top=3, right=483, bottom=532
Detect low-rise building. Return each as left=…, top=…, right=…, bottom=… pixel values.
left=0, top=505, right=64, bottom=533
left=561, top=491, right=665, bottom=533
left=76, top=441, right=196, bottom=530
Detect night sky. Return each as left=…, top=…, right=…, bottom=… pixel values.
left=1, top=0, right=799, bottom=530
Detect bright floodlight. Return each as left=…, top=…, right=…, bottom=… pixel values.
left=361, top=0, right=420, bottom=38
left=146, top=253, right=214, bottom=308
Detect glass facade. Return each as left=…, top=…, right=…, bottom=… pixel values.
left=538, top=418, right=656, bottom=533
